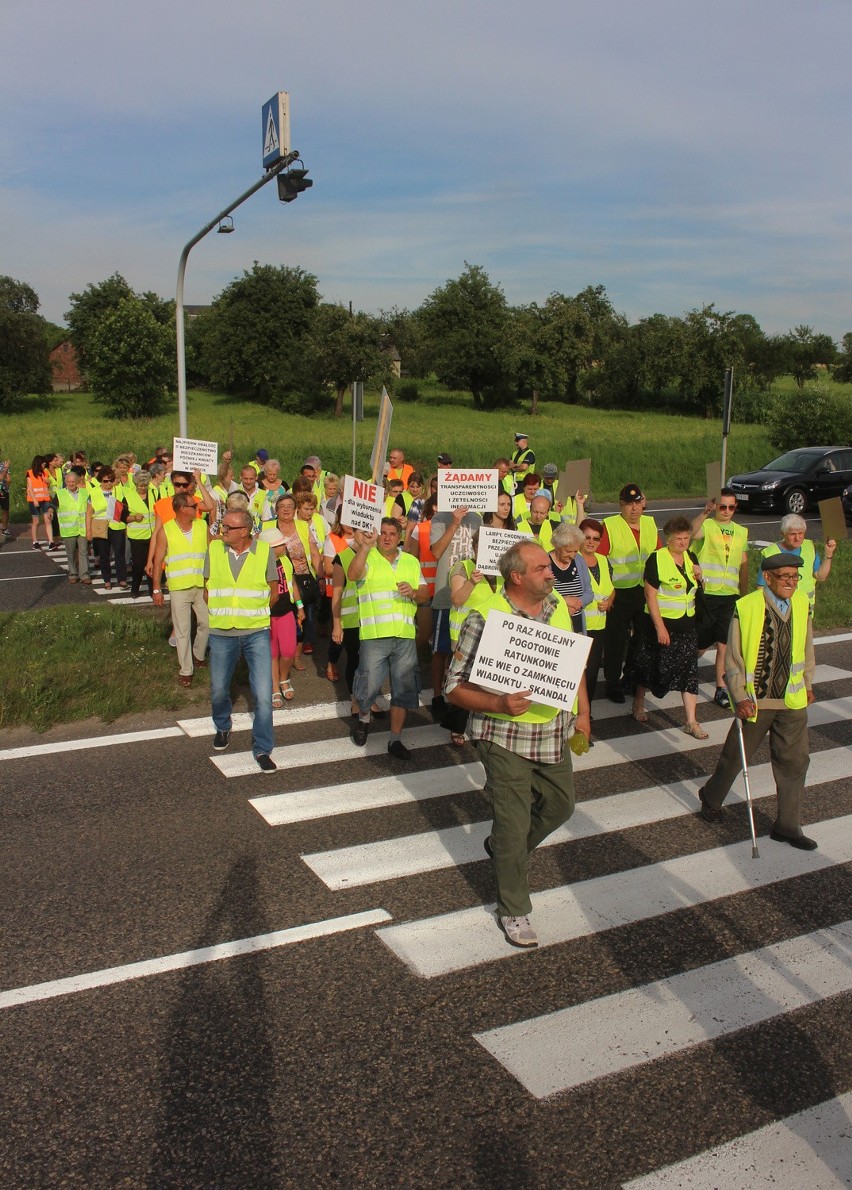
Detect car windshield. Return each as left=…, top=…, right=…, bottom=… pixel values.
left=762, top=451, right=819, bottom=474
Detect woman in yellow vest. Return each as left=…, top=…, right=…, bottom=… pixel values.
left=757, top=514, right=836, bottom=614
left=275, top=494, right=321, bottom=668
left=259, top=528, right=304, bottom=705
left=85, top=466, right=128, bottom=589
left=125, top=470, right=156, bottom=597
left=630, top=515, right=708, bottom=738
left=578, top=518, right=614, bottom=703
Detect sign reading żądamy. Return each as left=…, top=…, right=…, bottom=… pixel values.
left=437, top=468, right=499, bottom=513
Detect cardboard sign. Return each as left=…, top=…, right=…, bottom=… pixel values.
left=342, top=474, right=384, bottom=534
left=557, top=459, right=592, bottom=504
left=818, top=497, right=848, bottom=543
left=173, top=436, right=218, bottom=474
left=476, top=527, right=528, bottom=576
left=437, top=468, right=499, bottom=513
left=370, top=387, right=394, bottom=483
left=706, top=461, right=722, bottom=502
left=470, top=610, right=592, bottom=713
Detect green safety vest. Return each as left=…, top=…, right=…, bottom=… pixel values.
left=517, top=518, right=554, bottom=551
left=56, top=488, right=88, bottom=537
left=356, top=548, right=422, bottom=640
left=645, top=548, right=697, bottom=619
left=481, top=593, right=574, bottom=725
left=695, top=519, right=748, bottom=595
left=206, top=539, right=271, bottom=630
left=124, top=486, right=155, bottom=540
left=760, top=540, right=817, bottom=610
left=449, top=559, right=495, bottom=646
left=603, top=515, right=657, bottom=588
left=736, top=588, right=809, bottom=720
left=584, top=553, right=614, bottom=631
left=336, top=546, right=360, bottom=630
left=164, top=519, right=207, bottom=590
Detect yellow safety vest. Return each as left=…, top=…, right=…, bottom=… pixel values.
left=449, top=559, right=495, bottom=646
left=584, top=553, right=614, bottom=631
left=517, top=518, right=554, bottom=551
left=336, top=546, right=360, bottom=630
left=56, top=488, right=88, bottom=537
left=206, top=540, right=271, bottom=630
left=695, top=519, right=748, bottom=596
left=124, top=486, right=155, bottom=541
left=356, top=548, right=422, bottom=640
left=604, top=515, right=657, bottom=588
left=90, top=485, right=126, bottom=532
left=736, top=589, right=809, bottom=721
left=482, top=593, right=575, bottom=724
left=760, top=541, right=817, bottom=610
left=164, top=519, right=207, bottom=590
left=645, top=548, right=697, bottom=620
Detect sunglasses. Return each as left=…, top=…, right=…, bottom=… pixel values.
left=718, top=503, right=736, bottom=510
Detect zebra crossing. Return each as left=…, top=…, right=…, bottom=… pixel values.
left=170, top=636, right=852, bottom=1185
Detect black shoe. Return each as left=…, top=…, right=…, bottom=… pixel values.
left=47, top=542, right=60, bottom=552
left=484, top=835, right=494, bottom=860
left=697, top=786, right=723, bottom=823
left=352, top=720, right=369, bottom=746
left=387, top=740, right=410, bottom=760
left=256, top=753, right=277, bottom=773
left=213, top=730, right=231, bottom=751
left=714, top=686, right=730, bottom=708
left=606, top=687, right=625, bottom=705
left=769, top=829, right=818, bottom=851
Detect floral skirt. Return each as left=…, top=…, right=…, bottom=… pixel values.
left=630, top=617, right=699, bottom=699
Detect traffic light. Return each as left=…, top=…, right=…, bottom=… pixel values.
left=277, top=168, right=313, bottom=203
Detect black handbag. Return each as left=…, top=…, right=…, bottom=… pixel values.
left=294, top=568, right=321, bottom=607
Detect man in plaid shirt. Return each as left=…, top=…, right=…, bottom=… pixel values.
left=445, top=541, right=591, bottom=949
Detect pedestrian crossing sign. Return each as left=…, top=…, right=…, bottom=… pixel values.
left=262, top=92, right=290, bottom=168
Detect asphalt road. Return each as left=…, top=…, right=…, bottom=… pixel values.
left=1, top=614, right=850, bottom=1186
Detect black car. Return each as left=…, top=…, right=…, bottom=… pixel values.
left=727, top=446, right=852, bottom=515
left=842, top=483, right=852, bottom=523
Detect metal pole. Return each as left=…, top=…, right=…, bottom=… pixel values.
left=175, top=151, right=298, bottom=438
left=720, top=367, right=733, bottom=486
left=735, top=716, right=760, bottom=859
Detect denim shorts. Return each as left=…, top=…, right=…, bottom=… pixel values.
left=29, top=500, right=52, bottom=515
left=354, top=635, right=421, bottom=710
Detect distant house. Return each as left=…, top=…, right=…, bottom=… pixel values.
left=50, top=340, right=82, bottom=392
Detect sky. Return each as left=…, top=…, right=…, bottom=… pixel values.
left=2, top=0, right=851, bottom=340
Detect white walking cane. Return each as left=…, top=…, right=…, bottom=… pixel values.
left=734, top=716, right=760, bottom=859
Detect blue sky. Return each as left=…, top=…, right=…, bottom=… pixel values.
left=2, top=0, right=850, bottom=340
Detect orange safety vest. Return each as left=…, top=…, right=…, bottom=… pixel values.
left=417, top=520, right=438, bottom=597
left=27, top=469, right=50, bottom=503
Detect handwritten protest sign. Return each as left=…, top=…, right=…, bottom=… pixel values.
left=173, top=437, right=218, bottom=474
left=558, top=459, right=591, bottom=503
left=437, top=468, right=499, bottom=513
left=476, top=526, right=528, bottom=576
left=370, top=387, right=393, bottom=483
left=706, top=461, right=722, bottom=502
left=342, top=474, right=384, bottom=534
left=819, top=496, right=848, bottom=543
left=470, top=611, right=592, bottom=713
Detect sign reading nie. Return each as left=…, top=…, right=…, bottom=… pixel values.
left=476, top=526, right=528, bottom=576
left=470, top=611, right=592, bottom=713
left=342, top=474, right=384, bottom=534
left=437, top=468, right=499, bottom=513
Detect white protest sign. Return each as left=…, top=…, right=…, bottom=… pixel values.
left=470, top=610, right=592, bottom=713
left=342, top=474, right=384, bottom=534
left=437, top=468, right=499, bottom=513
left=476, top=526, right=528, bottom=576
left=173, top=436, right=218, bottom=474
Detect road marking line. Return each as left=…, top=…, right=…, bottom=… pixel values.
left=0, top=573, right=66, bottom=582
left=177, top=695, right=427, bottom=736
left=376, top=815, right=852, bottom=979
left=301, top=700, right=852, bottom=888
left=0, top=909, right=392, bottom=1010
left=0, top=726, right=184, bottom=763
left=622, top=1091, right=852, bottom=1189
left=473, top=919, right=852, bottom=1098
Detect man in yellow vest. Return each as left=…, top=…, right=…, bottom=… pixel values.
left=697, top=553, right=817, bottom=850
left=599, top=483, right=661, bottom=703
left=349, top=517, right=430, bottom=759
left=203, top=509, right=280, bottom=771
left=517, top=494, right=556, bottom=550
left=510, top=432, right=535, bottom=491
left=152, top=492, right=210, bottom=687
left=56, top=465, right=91, bottom=583
left=446, top=541, right=591, bottom=948
left=691, top=488, right=749, bottom=705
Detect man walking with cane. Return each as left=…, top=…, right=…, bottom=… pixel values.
left=696, top=553, right=817, bottom=850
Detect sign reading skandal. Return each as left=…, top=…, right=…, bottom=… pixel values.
left=172, top=436, right=218, bottom=475
left=342, top=474, right=385, bottom=534
left=470, top=611, right=593, bottom=713
left=476, top=526, right=528, bottom=577
left=437, top=468, right=499, bottom=513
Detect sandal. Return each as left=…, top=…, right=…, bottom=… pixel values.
left=303, top=643, right=314, bottom=655
left=272, top=691, right=285, bottom=709
left=450, top=732, right=466, bottom=747
left=683, top=721, right=709, bottom=740
left=178, top=674, right=193, bottom=688
left=631, top=702, right=648, bottom=723
left=326, top=663, right=340, bottom=682
left=281, top=679, right=295, bottom=701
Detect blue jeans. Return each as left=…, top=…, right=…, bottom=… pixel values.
left=209, top=629, right=274, bottom=758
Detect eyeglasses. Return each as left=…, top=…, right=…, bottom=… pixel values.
left=221, top=524, right=242, bottom=533
left=771, top=573, right=800, bottom=582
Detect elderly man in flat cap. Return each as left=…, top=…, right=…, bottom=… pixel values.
left=697, top=551, right=817, bottom=850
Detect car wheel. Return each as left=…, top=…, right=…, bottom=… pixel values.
left=784, top=488, right=807, bottom=515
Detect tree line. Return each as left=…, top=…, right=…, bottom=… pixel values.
left=2, top=265, right=852, bottom=429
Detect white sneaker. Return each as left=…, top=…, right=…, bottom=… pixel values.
left=500, top=915, right=538, bottom=948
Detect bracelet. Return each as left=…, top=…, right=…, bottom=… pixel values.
left=153, top=589, right=161, bottom=594
left=295, top=600, right=304, bottom=608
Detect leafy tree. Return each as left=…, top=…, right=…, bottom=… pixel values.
left=781, top=324, right=836, bottom=392
left=417, top=263, right=510, bottom=408
left=310, top=304, right=392, bottom=417
left=377, top=306, right=429, bottom=379
left=198, top=263, right=323, bottom=409
left=831, top=332, right=852, bottom=384
left=768, top=381, right=852, bottom=452
left=507, top=294, right=593, bottom=414
left=676, top=305, right=745, bottom=416
left=0, top=276, right=52, bottom=408
left=87, top=296, right=174, bottom=418
left=65, top=273, right=136, bottom=372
